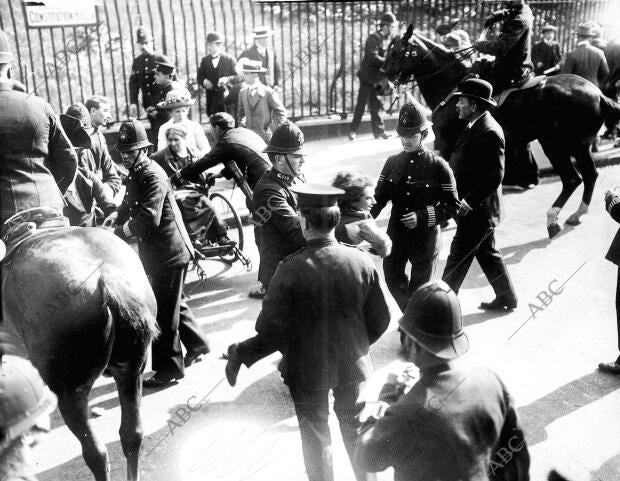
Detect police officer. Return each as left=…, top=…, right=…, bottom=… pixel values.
left=103, top=120, right=201, bottom=388
left=475, top=0, right=534, bottom=93
left=0, top=29, right=77, bottom=226
left=224, top=184, right=392, bottom=481
left=128, top=27, right=160, bottom=119
left=349, top=12, right=397, bottom=141
left=248, top=121, right=307, bottom=299
left=148, top=56, right=177, bottom=141
left=1, top=353, right=58, bottom=481
left=371, top=99, right=459, bottom=312
left=355, top=280, right=530, bottom=481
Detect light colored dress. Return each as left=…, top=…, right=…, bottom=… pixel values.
left=157, top=118, right=211, bottom=157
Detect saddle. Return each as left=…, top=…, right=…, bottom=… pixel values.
left=0, top=207, right=70, bottom=262
left=494, top=74, right=546, bottom=108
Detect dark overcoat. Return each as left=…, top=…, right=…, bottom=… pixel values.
left=449, top=111, right=505, bottom=227
left=115, top=158, right=192, bottom=275
left=562, top=42, right=610, bottom=87
left=255, top=238, right=391, bottom=390
left=180, top=127, right=270, bottom=190
left=531, top=39, right=562, bottom=74
left=358, top=31, right=390, bottom=85
left=128, top=50, right=159, bottom=110
left=0, top=81, right=77, bottom=224
left=197, top=53, right=239, bottom=115
left=355, top=362, right=530, bottom=481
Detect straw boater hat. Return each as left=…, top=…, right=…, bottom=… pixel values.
left=240, top=59, right=267, bottom=74
left=541, top=25, right=557, bottom=33
left=157, top=88, right=195, bottom=110
left=253, top=26, right=273, bottom=39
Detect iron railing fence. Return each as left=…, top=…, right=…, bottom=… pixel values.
left=0, top=0, right=616, bottom=125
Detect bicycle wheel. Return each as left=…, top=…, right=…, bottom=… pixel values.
left=209, top=192, right=244, bottom=262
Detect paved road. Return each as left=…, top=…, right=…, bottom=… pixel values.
left=35, top=134, right=620, bottom=481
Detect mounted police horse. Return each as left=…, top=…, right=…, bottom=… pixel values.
left=1, top=209, right=158, bottom=481
left=384, top=26, right=620, bottom=238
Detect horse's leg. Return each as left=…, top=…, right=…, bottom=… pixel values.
left=538, top=137, right=582, bottom=238
left=113, top=370, right=144, bottom=481
left=57, top=387, right=110, bottom=481
left=566, top=143, right=598, bottom=225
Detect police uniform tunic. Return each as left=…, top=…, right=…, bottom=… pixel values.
left=236, top=238, right=392, bottom=481
left=128, top=50, right=159, bottom=112
left=371, top=148, right=459, bottom=310
left=252, top=168, right=305, bottom=289
left=115, top=157, right=192, bottom=378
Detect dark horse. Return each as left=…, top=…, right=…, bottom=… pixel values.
left=1, top=226, right=158, bottom=480
left=383, top=26, right=620, bottom=238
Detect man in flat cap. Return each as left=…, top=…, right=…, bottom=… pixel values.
left=224, top=183, right=391, bottom=481
left=531, top=25, right=562, bottom=75
left=0, top=29, right=77, bottom=226
left=349, top=11, right=398, bottom=141
left=197, top=32, right=240, bottom=117
left=355, top=280, right=530, bottom=481
left=128, top=26, right=161, bottom=120
left=239, top=26, right=282, bottom=89
left=371, top=98, right=459, bottom=316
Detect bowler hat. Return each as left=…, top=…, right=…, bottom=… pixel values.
left=379, top=12, right=397, bottom=25
left=397, top=99, right=431, bottom=137
left=115, top=119, right=152, bottom=153
left=65, top=103, right=90, bottom=125
left=206, top=32, right=223, bottom=44
left=264, top=121, right=308, bottom=155
left=452, top=78, right=497, bottom=107
left=541, top=24, right=557, bottom=33
left=575, top=23, right=594, bottom=37
left=291, top=184, right=344, bottom=208
left=0, top=29, right=14, bottom=64
left=399, top=280, right=469, bottom=360
left=156, top=88, right=195, bottom=110
left=240, top=59, right=267, bottom=74
left=136, top=26, right=152, bottom=45
left=60, top=114, right=91, bottom=150
left=252, top=26, right=273, bottom=39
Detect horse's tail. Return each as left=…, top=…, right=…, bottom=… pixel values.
left=600, top=94, right=620, bottom=125
left=99, top=272, right=160, bottom=342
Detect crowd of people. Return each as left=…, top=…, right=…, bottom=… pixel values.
left=1, top=0, right=620, bottom=478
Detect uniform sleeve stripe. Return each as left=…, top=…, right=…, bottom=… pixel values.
left=123, top=221, right=132, bottom=238
left=608, top=196, right=620, bottom=213
left=427, top=205, right=436, bottom=227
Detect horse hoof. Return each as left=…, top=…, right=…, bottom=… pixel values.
left=547, top=223, right=561, bottom=238
left=565, top=215, right=581, bottom=226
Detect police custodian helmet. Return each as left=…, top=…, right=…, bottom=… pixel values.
left=399, top=280, right=469, bottom=359
left=116, top=119, right=152, bottom=153
left=396, top=98, right=431, bottom=137
left=0, top=355, right=57, bottom=450
left=263, top=120, right=308, bottom=156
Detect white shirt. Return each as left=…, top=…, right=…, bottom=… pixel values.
left=157, top=118, right=211, bottom=157
left=211, top=56, right=220, bottom=68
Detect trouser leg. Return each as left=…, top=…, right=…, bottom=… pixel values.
left=383, top=238, right=412, bottom=311
left=289, top=386, right=333, bottom=481
left=350, top=83, right=370, bottom=134
left=149, top=265, right=185, bottom=378
left=368, top=89, right=385, bottom=137
left=178, top=268, right=210, bottom=354
left=235, top=334, right=278, bottom=368
left=408, top=227, right=441, bottom=295
left=442, top=217, right=484, bottom=294
left=475, top=228, right=517, bottom=302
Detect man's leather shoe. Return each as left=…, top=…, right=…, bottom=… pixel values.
left=348, top=132, right=357, bottom=141
left=375, top=132, right=391, bottom=139
left=224, top=344, right=242, bottom=386
left=143, top=372, right=182, bottom=388
left=184, top=347, right=210, bottom=367
left=598, top=361, right=620, bottom=374
left=479, top=297, right=517, bottom=311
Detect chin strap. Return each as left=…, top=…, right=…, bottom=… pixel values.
left=283, top=154, right=306, bottom=183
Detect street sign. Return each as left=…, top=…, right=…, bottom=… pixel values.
left=23, top=0, right=98, bottom=28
